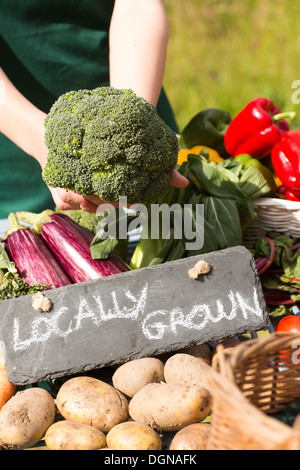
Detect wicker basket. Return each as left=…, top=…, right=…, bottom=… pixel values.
left=243, top=198, right=300, bottom=248
left=207, top=333, right=300, bottom=450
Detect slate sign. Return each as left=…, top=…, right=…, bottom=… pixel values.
left=0, top=246, right=269, bottom=385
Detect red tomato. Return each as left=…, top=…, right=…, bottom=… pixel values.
left=275, top=316, right=300, bottom=365
left=275, top=316, right=300, bottom=333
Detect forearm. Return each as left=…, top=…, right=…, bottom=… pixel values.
left=0, top=68, right=48, bottom=168
left=109, top=0, right=169, bottom=107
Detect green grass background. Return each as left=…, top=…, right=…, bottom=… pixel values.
left=164, top=0, right=300, bottom=134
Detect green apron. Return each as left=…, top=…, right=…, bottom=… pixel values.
left=0, top=0, right=178, bottom=219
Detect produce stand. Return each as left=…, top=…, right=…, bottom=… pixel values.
left=1, top=96, right=300, bottom=452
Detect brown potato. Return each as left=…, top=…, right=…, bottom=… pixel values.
left=45, top=420, right=106, bottom=450
left=179, top=344, right=212, bottom=365
left=0, top=387, right=55, bottom=450
left=164, top=353, right=212, bottom=392
left=106, top=421, right=162, bottom=450
left=129, top=382, right=211, bottom=433
left=112, top=357, right=164, bottom=398
left=56, top=376, right=128, bottom=433
left=169, top=423, right=211, bottom=450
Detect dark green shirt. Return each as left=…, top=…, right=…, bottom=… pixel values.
left=0, top=0, right=178, bottom=219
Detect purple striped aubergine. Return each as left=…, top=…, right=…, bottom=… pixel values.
left=4, top=213, right=72, bottom=288
left=16, top=211, right=130, bottom=284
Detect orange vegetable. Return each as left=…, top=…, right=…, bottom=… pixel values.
left=0, top=345, right=16, bottom=412
left=177, top=145, right=224, bottom=166
left=0, top=365, right=15, bottom=412
left=0, top=362, right=16, bottom=450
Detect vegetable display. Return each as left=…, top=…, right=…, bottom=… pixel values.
left=224, top=97, right=295, bottom=158
left=2, top=95, right=300, bottom=451
left=42, top=87, right=179, bottom=204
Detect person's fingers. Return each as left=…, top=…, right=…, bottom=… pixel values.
left=49, top=187, right=85, bottom=210
left=84, top=195, right=122, bottom=209
left=49, top=170, right=189, bottom=213
left=80, top=198, right=98, bottom=213
left=169, top=169, right=189, bottom=188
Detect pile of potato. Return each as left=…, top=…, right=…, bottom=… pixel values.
left=0, top=338, right=241, bottom=451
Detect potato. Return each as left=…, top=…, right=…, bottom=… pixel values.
left=164, top=353, right=212, bottom=392
left=106, top=421, right=162, bottom=450
left=179, top=344, right=212, bottom=365
left=45, top=420, right=106, bottom=450
left=169, top=423, right=211, bottom=450
left=112, top=357, right=164, bottom=398
left=0, top=387, right=55, bottom=450
left=129, top=382, right=211, bottom=432
left=56, top=376, right=128, bottom=432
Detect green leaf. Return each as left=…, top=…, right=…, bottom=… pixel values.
left=202, top=196, right=243, bottom=248
left=187, top=154, right=254, bottom=217
left=239, top=165, right=272, bottom=199
left=220, top=159, right=244, bottom=177
left=90, top=208, right=138, bottom=260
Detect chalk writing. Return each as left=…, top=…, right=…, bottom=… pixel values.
left=12, top=284, right=263, bottom=352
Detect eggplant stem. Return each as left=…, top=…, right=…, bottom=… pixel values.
left=16, top=210, right=54, bottom=233
left=2, top=213, right=29, bottom=240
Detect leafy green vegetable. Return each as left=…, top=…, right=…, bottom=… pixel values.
left=90, top=208, right=135, bottom=261
left=200, top=195, right=242, bottom=249
left=251, top=232, right=300, bottom=324
left=91, top=151, right=273, bottom=268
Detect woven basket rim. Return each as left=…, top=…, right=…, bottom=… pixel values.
left=208, top=332, right=300, bottom=450
left=253, top=197, right=300, bottom=210
left=215, top=332, right=300, bottom=377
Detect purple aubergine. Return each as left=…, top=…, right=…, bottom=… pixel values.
left=4, top=214, right=72, bottom=288
left=17, top=211, right=130, bottom=283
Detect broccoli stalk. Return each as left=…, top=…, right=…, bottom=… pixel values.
left=42, top=87, right=179, bottom=204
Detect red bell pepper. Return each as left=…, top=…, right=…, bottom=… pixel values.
left=286, top=191, right=300, bottom=202
left=271, top=130, right=300, bottom=199
left=224, top=97, right=295, bottom=159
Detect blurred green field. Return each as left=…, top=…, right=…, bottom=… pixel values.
left=164, top=0, right=300, bottom=134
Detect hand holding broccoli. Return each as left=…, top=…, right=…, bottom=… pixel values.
left=42, top=87, right=186, bottom=210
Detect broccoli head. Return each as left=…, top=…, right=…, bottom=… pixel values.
left=42, top=87, right=179, bottom=204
